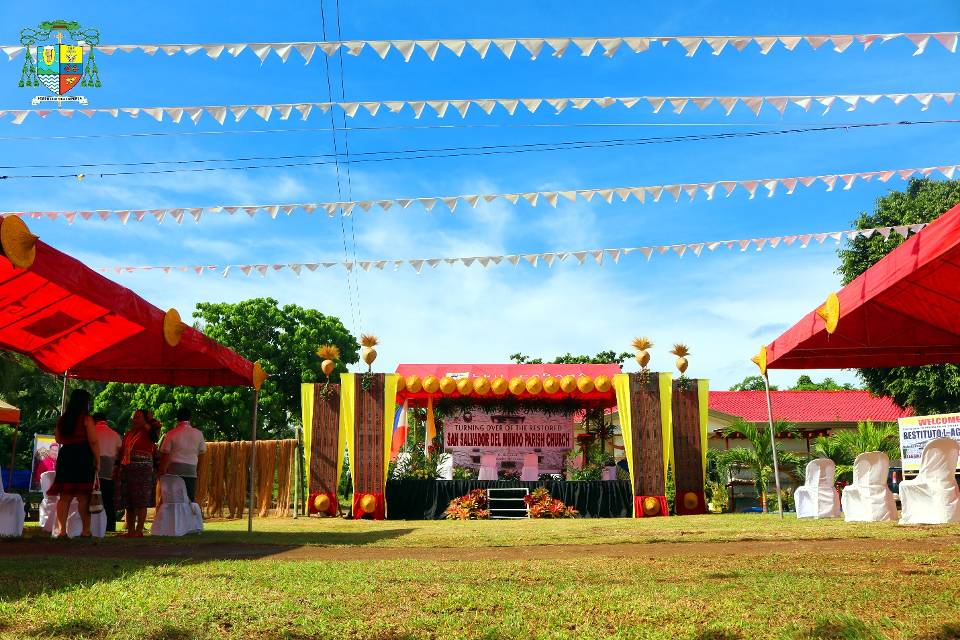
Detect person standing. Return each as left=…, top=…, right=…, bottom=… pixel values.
left=48, top=389, right=100, bottom=538
left=93, top=413, right=121, bottom=533
left=115, top=409, right=158, bottom=537
left=159, top=407, right=207, bottom=503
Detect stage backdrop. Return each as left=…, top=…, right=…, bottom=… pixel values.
left=443, top=408, right=574, bottom=474
left=614, top=372, right=672, bottom=517
left=300, top=382, right=341, bottom=515
left=671, top=378, right=709, bottom=515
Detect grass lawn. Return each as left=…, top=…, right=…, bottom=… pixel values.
left=2, top=515, right=959, bottom=639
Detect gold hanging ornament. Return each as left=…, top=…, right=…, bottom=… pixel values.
left=316, top=344, right=341, bottom=377
left=671, top=343, right=690, bottom=374
left=360, top=334, right=379, bottom=372
left=632, top=337, right=653, bottom=369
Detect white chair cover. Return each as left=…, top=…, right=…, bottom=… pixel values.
left=899, top=438, right=960, bottom=525
left=794, top=458, right=841, bottom=519
left=842, top=452, right=897, bottom=522
left=478, top=454, right=497, bottom=481
left=520, top=452, right=539, bottom=481
left=0, top=471, right=25, bottom=537
left=56, top=500, right=107, bottom=538
left=152, top=475, right=203, bottom=536
left=436, top=454, right=453, bottom=480
left=38, top=470, right=58, bottom=532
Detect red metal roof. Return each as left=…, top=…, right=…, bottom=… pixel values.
left=709, top=390, right=912, bottom=423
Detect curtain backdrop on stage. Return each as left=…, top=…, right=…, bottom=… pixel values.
left=385, top=479, right=633, bottom=519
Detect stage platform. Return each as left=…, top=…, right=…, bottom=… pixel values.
left=385, top=479, right=633, bottom=519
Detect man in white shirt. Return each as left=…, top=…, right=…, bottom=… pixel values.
left=93, top=413, right=122, bottom=532
left=159, top=407, right=207, bottom=502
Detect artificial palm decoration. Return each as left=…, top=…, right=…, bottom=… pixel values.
left=316, top=344, right=341, bottom=377
left=670, top=343, right=690, bottom=374
left=632, top=337, right=653, bottom=369
left=713, top=418, right=803, bottom=512
left=811, top=420, right=899, bottom=482
left=360, top=334, right=379, bottom=372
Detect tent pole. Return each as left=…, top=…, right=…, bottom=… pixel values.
left=6, top=423, right=17, bottom=489
left=60, top=371, right=69, bottom=414
left=762, top=373, right=784, bottom=519
left=248, top=389, right=259, bottom=533
left=292, top=425, right=300, bottom=519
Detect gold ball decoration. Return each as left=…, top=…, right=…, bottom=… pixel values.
left=0, top=215, right=38, bottom=269
left=472, top=377, right=491, bottom=395
left=542, top=376, right=560, bottom=394
left=642, top=497, right=661, bottom=517
left=508, top=376, right=526, bottom=395
left=314, top=494, right=330, bottom=513
left=676, top=357, right=688, bottom=374
left=439, top=376, right=457, bottom=394
left=491, top=377, right=508, bottom=395
left=682, top=492, right=700, bottom=511
left=525, top=375, right=542, bottom=394
left=359, top=494, right=377, bottom=514
left=395, top=375, right=407, bottom=393
left=594, top=375, right=612, bottom=393
left=456, top=378, right=473, bottom=395
left=163, top=308, right=185, bottom=347
left=321, top=359, right=336, bottom=376
left=422, top=375, right=440, bottom=394
left=405, top=375, right=422, bottom=394
left=559, top=375, right=577, bottom=393
left=636, top=351, right=651, bottom=368
left=362, top=347, right=378, bottom=367
left=576, top=376, right=595, bottom=394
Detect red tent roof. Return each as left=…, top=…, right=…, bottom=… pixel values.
left=766, top=203, right=960, bottom=370
left=710, top=390, right=912, bottom=423
left=0, top=217, right=257, bottom=387
left=394, top=363, right=621, bottom=403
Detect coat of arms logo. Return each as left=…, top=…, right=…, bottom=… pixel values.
left=19, top=20, right=101, bottom=105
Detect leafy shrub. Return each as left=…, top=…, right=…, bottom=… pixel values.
left=524, top=487, right=578, bottom=518
left=452, top=466, right=476, bottom=480
left=499, top=468, right=521, bottom=481
left=445, top=489, right=490, bottom=520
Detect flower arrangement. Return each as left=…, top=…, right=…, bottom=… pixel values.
left=498, top=468, right=521, bottom=481
left=524, top=487, right=578, bottom=518
left=445, top=489, right=490, bottom=520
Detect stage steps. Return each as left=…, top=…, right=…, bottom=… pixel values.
left=487, top=487, right=530, bottom=519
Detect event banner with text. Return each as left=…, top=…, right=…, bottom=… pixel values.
left=898, top=413, right=960, bottom=473
left=444, top=409, right=574, bottom=473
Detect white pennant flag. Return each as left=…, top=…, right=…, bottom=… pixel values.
left=677, top=37, right=702, bottom=57
left=467, top=39, right=492, bottom=59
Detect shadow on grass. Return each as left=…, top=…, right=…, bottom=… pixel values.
left=799, top=615, right=884, bottom=640
left=692, top=629, right=743, bottom=640
left=921, top=623, right=960, bottom=640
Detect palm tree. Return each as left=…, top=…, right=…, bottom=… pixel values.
left=713, top=418, right=804, bottom=512
left=811, top=421, right=899, bottom=482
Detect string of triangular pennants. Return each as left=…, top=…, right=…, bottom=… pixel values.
left=6, top=162, right=957, bottom=223
left=94, top=224, right=927, bottom=277
left=1, top=91, right=954, bottom=125
left=1, top=32, right=955, bottom=64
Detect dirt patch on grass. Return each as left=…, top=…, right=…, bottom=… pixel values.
left=2, top=534, right=958, bottom=563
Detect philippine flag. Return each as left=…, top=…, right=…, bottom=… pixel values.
left=391, top=400, right=409, bottom=461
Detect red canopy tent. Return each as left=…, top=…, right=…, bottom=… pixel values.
left=762, top=203, right=960, bottom=371
left=0, top=216, right=266, bottom=529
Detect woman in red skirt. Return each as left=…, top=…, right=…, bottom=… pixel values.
left=115, top=409, right=159, bottom=537
left=48, top=389, right=100, bottom=538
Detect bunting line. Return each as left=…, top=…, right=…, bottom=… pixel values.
left=5, top=161, right=957, bottom=224
left=0, top=91, right=953, bottom=126
left=1, top=32, right=956, bottom=64
left=91, top=224, right=927, bottom=277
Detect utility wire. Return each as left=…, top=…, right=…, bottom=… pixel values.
left=0, top=120, right=950, bottom=180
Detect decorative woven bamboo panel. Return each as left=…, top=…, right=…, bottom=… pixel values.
left=672, top=380, right=705, bottom=494
left=310, top=384, right=341, bottom=495
left=354, top=374, right=386, bottom=495
left=628, top=372, right=666, bottom=497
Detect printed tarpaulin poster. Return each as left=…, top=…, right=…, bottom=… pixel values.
left=898, top=414, right=960, bottom=473
left=30, top=434, right=57, bottom=491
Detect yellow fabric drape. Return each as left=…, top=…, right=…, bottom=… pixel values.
left=613, top=374, right=634, bottom=516
left=338, top=373, right=355, bottom=493
left=425, top=396, right=436, bottom=447
left=658, top=372, right=673, bottom=476
left=382, top=374, right=399, bottom=484
left=698, top=378, right=710, bottom=484
left=300, top=383, right=315, bottom=486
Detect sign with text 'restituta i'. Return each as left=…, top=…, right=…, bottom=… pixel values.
left=898, top=413, right=960, bottom=473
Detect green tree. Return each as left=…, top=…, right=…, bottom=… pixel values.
left=94, top=298, right=358, bottom=441
left=712, top=418, right=804, bottom=512
left=729, top=375, right=775, bottom=391
left=837, top=178, right=960, bottom=414
left=789, top=375, right=857, bottom=391
left=509, top=350, right=631, bottom=365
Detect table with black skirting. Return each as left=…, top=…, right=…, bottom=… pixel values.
left=385, top=479, right=633, bottom=519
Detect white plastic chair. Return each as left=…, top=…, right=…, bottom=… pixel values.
left=841, top=451, right=897, bottom=522
left=478, top=454, right=498, bottom=481
left=0, top=471, right=24, bottom=537
left=38, top=470, right=58, bottom=532
left=520, top=453, right=539, bottom=481
left=794, top=458, right=841, bottom=519
left=436, top=454, right=453, bottom=480
left=899, top=438, right=960, bottom=525
left=152, top=475, right=203, bottom=536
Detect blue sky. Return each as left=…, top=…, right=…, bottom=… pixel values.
left=1, top=2, right=958, bottom=388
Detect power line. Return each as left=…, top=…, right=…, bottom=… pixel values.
left=0, top=120, right=951, bottom=180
